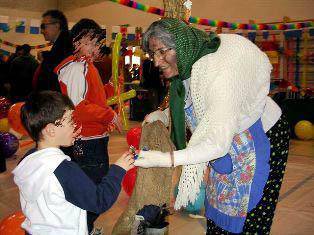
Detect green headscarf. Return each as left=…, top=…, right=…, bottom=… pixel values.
left=159, top=18, right=221, bottom=150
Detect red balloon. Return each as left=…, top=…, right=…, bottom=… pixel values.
left=7, top=102, right=28, bottom=136
left=126, top=127, right=142, bottom=149
left=0, top=210, right=25, bottom=235
left=122, top=167, right=137, bottom=196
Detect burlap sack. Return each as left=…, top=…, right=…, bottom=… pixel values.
left=112, top=121, right=175, bottom=235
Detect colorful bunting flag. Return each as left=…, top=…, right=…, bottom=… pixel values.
left=30, top=19, right=40, bottom=34
left=0, top=15, right=9, bottom=32
left=15, top=18, right=26, bottom=33
left=284, top=29, right=302, bottom=39
left=112, top=25, right=136, bottom=41
left=248, top=31, right=257, bottom=42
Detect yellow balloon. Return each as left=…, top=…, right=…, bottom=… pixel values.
left=112, top=33, right=122, bottom=95
left=294, top=120, right=313, bottom=140
left=119, top=99, right=129, bottom=131
left=107, top=89, right=136, bottom=106
left=0, top=118, right=10, bottom=132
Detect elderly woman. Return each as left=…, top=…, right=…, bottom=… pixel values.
left=135, top=18, right=290, bottom=234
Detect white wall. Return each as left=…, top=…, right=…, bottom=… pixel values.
left=1, top=0, right=313, bottom=51
left=0, top=7, right=50, bottom=56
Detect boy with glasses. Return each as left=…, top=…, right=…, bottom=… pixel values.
left=13, top=91, right=134, bottom=235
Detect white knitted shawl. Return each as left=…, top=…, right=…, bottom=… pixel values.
left=174, top=34, right=272, bottom=209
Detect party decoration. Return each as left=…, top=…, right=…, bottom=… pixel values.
left=110, top=0, right=314, bottom=30
left=110, top=0, right=164, bottom=17
left=294, top=120, right=313, bottom=140
left=0, top=97, right=11, bottom=119
left=15, top=19, right=26, bottom=33
left=0, top=210, right=25, bottom=235
left=0, top=118, right=10, bottom=132
left=111, top=33, right=136, bottom=130
left=0, top=132, right=19, bottom=158
left=107, top=89, right=136, bottom=106
left=112, top=33, right=122, bottom=95
left=183, top=0, right=193, bottom=23
left=30, top=19, right=40, bottom=34
left=122, top=167, right=137, bottom=196
left=7, top=102, right=28, bottom=136
left=126, top=127, right=142, bottom=149
left=301, top=32, right=309, bottom=89
left=0, top=15, right=9, bottom=32
left=0, top=38, right=51, bottom=49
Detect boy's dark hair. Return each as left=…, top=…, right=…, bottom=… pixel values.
left=71, top=18, right=106, bottom=47
left=100, top=46, right=111, bottom=56
left=42, top=9, right=69, bottom=32
left=21, top=91, right=74, bottom=142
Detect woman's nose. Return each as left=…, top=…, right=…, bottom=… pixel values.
left=153, top=56, right=163, bottom=67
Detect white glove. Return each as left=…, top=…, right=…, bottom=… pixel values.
left=134, top=150, right=172, bottom=168
left=142, top=108, right=169, bottom=127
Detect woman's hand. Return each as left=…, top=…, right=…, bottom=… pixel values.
left=134, top=150, right=172, bottom=168
left=142, top=109, right=169, bottom=127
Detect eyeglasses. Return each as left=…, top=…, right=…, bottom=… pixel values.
left=40, top=21, right=58, bottom=30
left=148, top=47, right=172, bottom=60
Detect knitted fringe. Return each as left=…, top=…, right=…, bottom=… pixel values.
left=174, top=162, right=208, bottom=210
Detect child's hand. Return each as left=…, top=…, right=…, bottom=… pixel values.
left=115, top=151, right=135, bottom=171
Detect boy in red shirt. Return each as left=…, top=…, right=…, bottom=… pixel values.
left=55, top=19, right=122, bottom=233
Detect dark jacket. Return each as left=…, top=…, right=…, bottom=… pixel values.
left=9, top=54, right=39, bottom=102
left=35, top=31, right=73, bottom=92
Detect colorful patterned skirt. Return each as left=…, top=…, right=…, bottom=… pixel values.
left=206, top=116, right=290, bottom=234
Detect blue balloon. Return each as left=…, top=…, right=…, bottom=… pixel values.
left=0, top=132, right=19, bottom=158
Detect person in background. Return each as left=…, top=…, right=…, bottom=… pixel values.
left=94, top=46, right=115, bottom=99
left=6, top=45, right=24, bottom=65
left=54, top=18, right=122, bottom=233
left=0, top=46, right=24, bottom=98
left=141, top=56, right=167, bottom=109
left=94, top=45, right=112, bottom=85
left=13, top=91, right=134, bottom=235
left=0, top=53, right=8, bottom=97
left=34, top=9, right=73, bottom=92
left=8, top=44, right=39, bottom=102
left=135, top=18, right=290, bottom=234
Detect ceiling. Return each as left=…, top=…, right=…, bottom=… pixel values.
left=0, top=0, right=108, bottom=12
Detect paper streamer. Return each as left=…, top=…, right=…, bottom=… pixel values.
left=301, top=32, right=308, bottom=89
left=107, top=89, right=136, bottom=106
left=111, top=32, right=136, bottom=130
left=112, top=33, right=122, bottom=95
left=0, top=38, right=51, bottom=49
left=109, top=0, right=314, bottom=30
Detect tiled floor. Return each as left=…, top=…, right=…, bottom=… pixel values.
left=0, top=121, right=313, bottom=234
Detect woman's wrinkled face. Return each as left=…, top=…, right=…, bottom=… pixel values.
left=148, top=37, right=179, bottom=79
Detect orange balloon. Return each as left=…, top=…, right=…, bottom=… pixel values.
left=0, top=211, right=25, bottom=235
left=7, top=102, right=28, bottom=136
